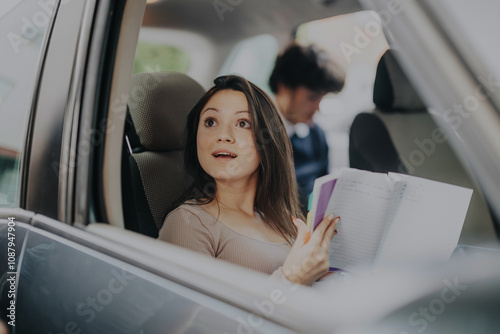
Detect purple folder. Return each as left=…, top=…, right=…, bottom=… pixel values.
left=313, top=178, right=337, bottom=230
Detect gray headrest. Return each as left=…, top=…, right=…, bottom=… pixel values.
left=128, top=72, right=205, bottom=151
left=373, top=50, right=425, bottom=111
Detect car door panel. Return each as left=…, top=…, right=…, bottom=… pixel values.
left=0, top=214, right=294, bottom=333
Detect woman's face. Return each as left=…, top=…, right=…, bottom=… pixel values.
left=196, top=89, right=260, bottom=184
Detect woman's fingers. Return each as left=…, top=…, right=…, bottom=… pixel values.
left=291, top=217, right=310, bottom=246
left=320, top=217, right=339, bottom=248
left=284, top=215, right=340, bottom=285
left=310, top=214, right=335, bottom=244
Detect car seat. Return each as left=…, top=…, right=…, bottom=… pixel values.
left=122, top=72, right=205, bottom=237
left=349, top=50, right=497, bottom=245
left=349, top=50, right=425, bottom=174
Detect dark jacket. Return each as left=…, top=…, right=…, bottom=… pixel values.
left=290, top=123, right=329, bottom=214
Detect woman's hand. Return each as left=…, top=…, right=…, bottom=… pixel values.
left=281, top=214, right=339, bottom=286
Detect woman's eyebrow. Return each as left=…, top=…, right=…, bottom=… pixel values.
left=202, top=108, right=249, bottom=115
left=202, top=107, right=218, bottom=114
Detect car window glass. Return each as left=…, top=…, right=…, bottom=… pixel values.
left=133, top=41, right=190, bottom=74
left=218, top=34, right=279, bottom=95
left=136, top=27, right=215, bottom=87
left=0, top=0, right=55, bottom=207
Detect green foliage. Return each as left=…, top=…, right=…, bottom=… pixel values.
left=133, top=42, right=190, bottom=74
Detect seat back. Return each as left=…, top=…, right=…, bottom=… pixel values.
left=349, top=50, right=425, bottom=174
left=349, top=50, right=496, bottom=245
left=123, top=72, right=205, bottom=237
left=349, top=112, right=407, bottom=174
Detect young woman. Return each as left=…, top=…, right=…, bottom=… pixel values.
left=158, top=75, right=339, bottom=286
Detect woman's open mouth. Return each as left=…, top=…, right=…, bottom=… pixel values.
left=212, top=150, right=237, bottom=160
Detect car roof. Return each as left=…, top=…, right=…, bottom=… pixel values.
left=143, top=0, right=363, bottom=44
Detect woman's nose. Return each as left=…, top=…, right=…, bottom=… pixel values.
left=217, top=128, right=235, bottom=143
left=217, top=135, right=234, bottom=143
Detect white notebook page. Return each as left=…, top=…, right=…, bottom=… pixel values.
left=325, top=169, right=395, bottom=271
left=374, top=173, right=472, bottom=269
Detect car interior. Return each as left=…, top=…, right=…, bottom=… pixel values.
left=97, top=0, right=498, bottom=248
left=2, top=0, right=500, bottom=332
left=49, top=6, right=500, bottom=329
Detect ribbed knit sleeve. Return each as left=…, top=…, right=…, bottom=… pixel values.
left=159, top=206, right=216, bottom=257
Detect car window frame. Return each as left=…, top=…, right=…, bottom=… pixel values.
left=0, top=0, right=60, bottom=210
left=24, top=0, right=91, bottom=220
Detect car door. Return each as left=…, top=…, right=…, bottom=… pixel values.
left=0, top=1, right=307, bottom=333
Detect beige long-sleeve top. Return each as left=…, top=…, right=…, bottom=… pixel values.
left=158, top=202, right=292, bottom=277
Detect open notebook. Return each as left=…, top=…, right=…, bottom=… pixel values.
left=308, top=168, right=473, bottom=272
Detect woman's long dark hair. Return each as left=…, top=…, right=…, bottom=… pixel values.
left=175, top=75, right=303, bottom=244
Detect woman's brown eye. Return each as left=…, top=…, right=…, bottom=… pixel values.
left=238, top=120, right=250, bottom=128
left=205, top=118, right=216, bottom=127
